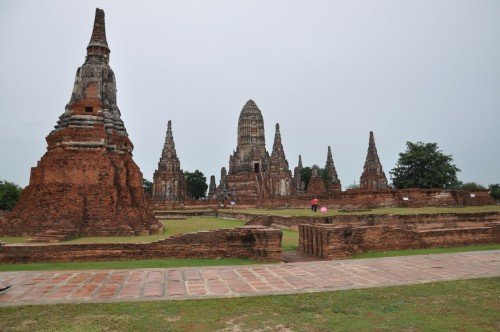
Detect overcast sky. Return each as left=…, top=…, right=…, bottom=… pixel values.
left=1, top=0, right=499, bottom=189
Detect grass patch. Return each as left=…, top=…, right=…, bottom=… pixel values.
left=0, top=258, right=263, bottom=272
left=1, top=278, right=498, bottom=331
left=281, top=229, right=299, bottom=251
left=1, top=237, right=29, bottom=244
left=66, top=217, right=246, bottom=244
left=3, top=216, right=300, bottom=252
left=353, top=244, right=500, bottom=259
left=231, top=205, right=500, bottom=216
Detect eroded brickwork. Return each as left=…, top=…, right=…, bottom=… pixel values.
left=0, top=226, right=282, bottom=263
left=299, top=213, right=500, bottom=258
left=0, top=9, right=162, bottom=238
left=324, top=146, right=341, bottom=192
left=227, top=100, right=271, bottom=203
left=268, top=124, right=293, bottom=197
left=152, top=120, right=187, bottom=201
left=293, top=155, right=305, bottom=194
left=359, top=131, right=388, bottom=190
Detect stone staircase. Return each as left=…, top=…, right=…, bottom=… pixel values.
left=26, top=229, right=77, bottom=243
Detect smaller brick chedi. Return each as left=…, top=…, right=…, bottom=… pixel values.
left=324, top=146, right=342, bottom=191
left=1, top=9, right=163, bottom=237
left=268, top=123, right=293, bottom=196
left=152, top=120, right=187, bottom=201
left=359, top=131, right=389, bottom=190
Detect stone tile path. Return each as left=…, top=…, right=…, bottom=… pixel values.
left=1, top=251, right=499, bottom=307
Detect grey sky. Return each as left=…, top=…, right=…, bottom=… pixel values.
left=1, top=0, right=499, bottom=188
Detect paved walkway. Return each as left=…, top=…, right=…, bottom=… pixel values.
left=1, top=251, right=499, bottom=307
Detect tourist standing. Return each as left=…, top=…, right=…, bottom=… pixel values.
left=311, top=197, right=319, bottom=212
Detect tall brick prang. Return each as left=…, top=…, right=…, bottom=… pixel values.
left=359, top=131, right=388, bottom=190
left=227, top=100, right=271, bottom=202
left=1, top=9, right=163, bottom=238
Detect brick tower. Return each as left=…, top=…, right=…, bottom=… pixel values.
left=1, top=9, right=163, bottom=238
left=268, top=123, right=293, bottom=196
left=227, top=100, right=270, bottom=202
left=324, top=146, right=342, bottom=192
left=293, top=155, right=305, bottom=194
left=216, top=167, right=231, bottom=203
left=207, top=175, right=217, bottom=199
left=359, top=131, right=388, bottom=190
left=152, top=120, right=187, bottom=201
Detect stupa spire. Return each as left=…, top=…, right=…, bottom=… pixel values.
left=272, top=123, right=283, bottom=152
left=86, top=8, right=110, bottom=63
left=153, top=120, right=186, bottom=200
left=324, top=146, right=341, bottom=191
left=293, top=155, right=304, bottom=193
left=359, top=131, right=388, bottom=190
left=0, top=8, right=162, bottom=238
left=268, top=122, right=292, bottom=196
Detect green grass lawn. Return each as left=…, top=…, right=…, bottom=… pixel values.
left=65, top=216, right=246, bottom=244
left=2, top=208, right=498, bottom=272
left=0, top=258, right=264, bottom=272
left=353, top=244, right=500, bottom=259
left=231, top=204, right=500, bottom=216
left=2, top=216, right=301, bottom=252
left=0, top=278, right=498, bottom=331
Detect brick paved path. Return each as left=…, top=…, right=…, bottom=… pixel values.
left=1, top=251, right=499, bottom=307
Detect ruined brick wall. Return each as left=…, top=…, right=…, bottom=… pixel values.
left=0, top=226, right=282, bottom=264
left=1, top=151, right=161, bottom=237
left=258, top=189, right=495, bottom=209
left=299, top=221, right=500, bottom=259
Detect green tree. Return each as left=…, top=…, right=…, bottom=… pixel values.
left=143, top=178, right=153, bottom=196
left=301, top=165, right=331, bottom=191
left=390, top=142, right=460, bottom=189
left=300, top=167, right=312, bottom=191
left=185, top=170, right=208, bottom=199
left=0, top=180, right=23, bottom=210
left=489, top=184, right=500, bottom=201
left=459, top=182, right=485, bottom=190
left=346, top=183, right=360, bottom=190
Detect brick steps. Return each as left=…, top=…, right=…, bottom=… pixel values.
left=27, top=229, right=77, bottom=243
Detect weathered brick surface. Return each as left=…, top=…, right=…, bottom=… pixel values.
left=0, top=226, right=282, bottom=263
left=299, top=216, right=500, bottom=259
left=258, top=188, right=495, bottom=209
left=268, top=124, right=294, bottom=197
left=359, top=131, right=388, bottom=190
left=152, top=120, right=187, bottom=201
left=0, top=9, right=162, bottom=238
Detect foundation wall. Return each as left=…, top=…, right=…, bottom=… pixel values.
left=299, top=222, right=500, bottom=259
left=0, top=226, right=282, bottom=264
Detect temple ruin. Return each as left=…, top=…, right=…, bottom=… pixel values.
left=324, top=146, right=342, bottom=192
left=268, top=124, right=294, bottom=197
left=152, top=120, right=187, bottom=201
left=218, top=100, right=295, bottom=204
left=359, top=131, right=389, bottom=190
left=225, top=99, right=271, bottom=202
left=0, top=9, right=163, bottom=239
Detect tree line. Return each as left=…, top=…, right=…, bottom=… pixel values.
left=2, top=141, right=499, bottom=210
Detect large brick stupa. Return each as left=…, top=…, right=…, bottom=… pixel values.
left=1, top=9, right=163, bottom=238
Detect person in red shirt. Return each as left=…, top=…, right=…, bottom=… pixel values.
left=311, top=197, right=319, bottom=212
